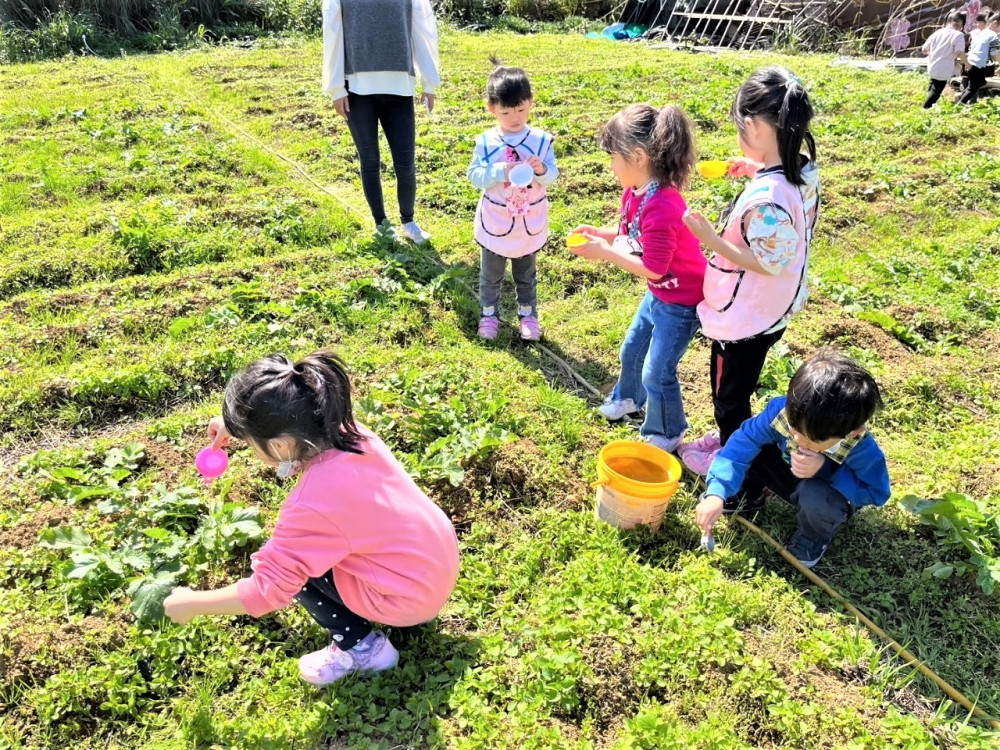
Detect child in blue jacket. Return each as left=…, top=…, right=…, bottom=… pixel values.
left=696, top=349, right=890, bottom=568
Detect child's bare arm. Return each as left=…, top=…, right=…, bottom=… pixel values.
left=683, top=210, right=767, bottom=274
left=164, top=583, right=247, bottom=624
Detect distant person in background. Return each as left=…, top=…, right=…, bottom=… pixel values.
left=959, top=12, right=1000, bottom=103
left=989, top=12, right=1000, bottom=76
left=322, top=0, right=440, bottom=244
left=921, top=10, right=967, bottom=108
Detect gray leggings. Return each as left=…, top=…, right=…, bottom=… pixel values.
left=479, top=247, right=537, bottom=317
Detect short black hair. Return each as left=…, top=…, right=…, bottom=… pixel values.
left=948, top=10, right=967, bottom=25
left=486, top=56, right=532, bottom=108
left=785, top=349, right=883, bottom=442
left=977, top=12, right=988, bottom=22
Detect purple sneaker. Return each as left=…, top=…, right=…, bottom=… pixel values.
left=298, top=630, right=399, bottom=686
left=478, top=315, right=499, bottom=340
left=519, top=315, right=541, bottom=341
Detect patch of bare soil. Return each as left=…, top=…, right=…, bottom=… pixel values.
left=434, top=438, right=590, bottom=533
left=818, top=317, right=916, bottom=371
left=0, top=504, right=74, bottom=550
left=576, top=635, right=641, bottom=736
left=0, top=612, right=129, bottom=688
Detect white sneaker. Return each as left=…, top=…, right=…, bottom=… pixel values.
left=599, top=397, right=639, bottom=421
left=643, top=434, right=684, bottom=454
left=400, top=221, right=431, bottom=244
left=298, top=630, right=399, bottom=686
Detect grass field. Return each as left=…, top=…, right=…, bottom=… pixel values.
left=1, top=28, right=999, bottom=749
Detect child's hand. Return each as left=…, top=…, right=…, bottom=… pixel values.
left=682, top=210, right=717, bottom=243
left=727, top=157, right=762, bottom=179
left=207, top=416, right=231, bottom=449
left=420, top=92, right=435, bottom=114
left=526, top=155, right=546, bottom=175
left=567, top=235, right=610, bottom=261
left=503, top=162, right=515, bottom=180
left=571, top=225, right=616, bottom=242
left=163, top=587, right=200, bottom=625
left=790, top=448, right=825, bottom=479
left=696, top=494, right=725, bottom=533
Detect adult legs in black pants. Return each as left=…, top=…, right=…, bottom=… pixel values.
left=710, top=328, right=785, bottom=446
left=345, top=92, right=417, bottom=226
left=924, top=78, right=948, bottom=108
left=959, top=66, right=989, bottom=105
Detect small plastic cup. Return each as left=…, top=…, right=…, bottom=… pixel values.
left=698, top=160, right=730, bottom=180
left=566, top=234, right=589, bottom=248
left=195, top=447, right=229, bottom=480
left=700, top=532, right=716, bottom=552
left=508, top=162, right=534, bottom=188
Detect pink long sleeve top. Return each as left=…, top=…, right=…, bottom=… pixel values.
left=617, top=185, right=706, bottom=307
left=236, top=427, right=460, bottom=627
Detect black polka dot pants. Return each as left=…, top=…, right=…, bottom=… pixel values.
left=294, top=569, right=372, bottom=650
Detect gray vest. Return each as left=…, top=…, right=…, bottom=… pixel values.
left=342, top=0, right=415, bottom=78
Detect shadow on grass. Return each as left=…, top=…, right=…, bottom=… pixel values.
left=182, top=624, right=481, bottom=749
left=356, top=233, right=616, bottom=402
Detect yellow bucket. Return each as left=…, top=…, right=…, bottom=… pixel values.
left=593, top=441, right=681, bottom=531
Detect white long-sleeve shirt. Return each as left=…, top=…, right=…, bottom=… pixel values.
left=322, top=0, right=441, bottom=101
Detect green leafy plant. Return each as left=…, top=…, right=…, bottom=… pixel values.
left=901, top=493, right=1000, bottom=595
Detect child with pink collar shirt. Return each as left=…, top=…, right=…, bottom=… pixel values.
left=679, top=67, right=820, bottom=476
left=164, top=350, right=460, bottom=686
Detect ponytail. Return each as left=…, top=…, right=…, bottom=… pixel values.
left=222, top=349, right=365, bottom=461
left=600, top=103, right=696, bottom=189
left=732, top=67, right=816, bottom=186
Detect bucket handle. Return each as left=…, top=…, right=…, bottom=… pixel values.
left=591, top=480, right=606, bottom=489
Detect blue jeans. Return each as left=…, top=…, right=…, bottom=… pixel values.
left=612, top=292, right=700, bottom=441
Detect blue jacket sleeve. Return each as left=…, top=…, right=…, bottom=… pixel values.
left=705, top=397, right=785, bottom=499
left=830, top=437, right=891, bottom=508
left=468, top=139, right=507, bottom=191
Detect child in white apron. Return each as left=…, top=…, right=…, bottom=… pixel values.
left=467, top=59, right=558, bottom=341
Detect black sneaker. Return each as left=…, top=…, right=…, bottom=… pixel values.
left=722, top=492, right=766, bottom=516
left=785, top=531, right=829, bottom=569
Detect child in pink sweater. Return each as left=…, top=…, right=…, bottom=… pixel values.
left=569, top=104, right=707, bottom=453
left=164, top=351, right=460, bottom=686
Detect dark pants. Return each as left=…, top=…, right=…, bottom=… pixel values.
left=710, top=328, right=785, bottom=445
left=479, top=248, right=538, bottom=316
left=346, top=92, right=416, bottom=226
left=743, top=444, right=854, bottom=546
left=924, top=78, right=948, bottom=108
left=959, top=66, right=990, bottom=105
left=295, top=569, right=373, bottom=650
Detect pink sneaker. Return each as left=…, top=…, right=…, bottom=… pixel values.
left=298, top=630, right=399, bottom=686
left=684, top=431, right=722, bottom=454
left=478, top=315, right=499, bottom=340
left=519, top=315, right=541, bottom=341
left=678, top=447, right=719, bottom=477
